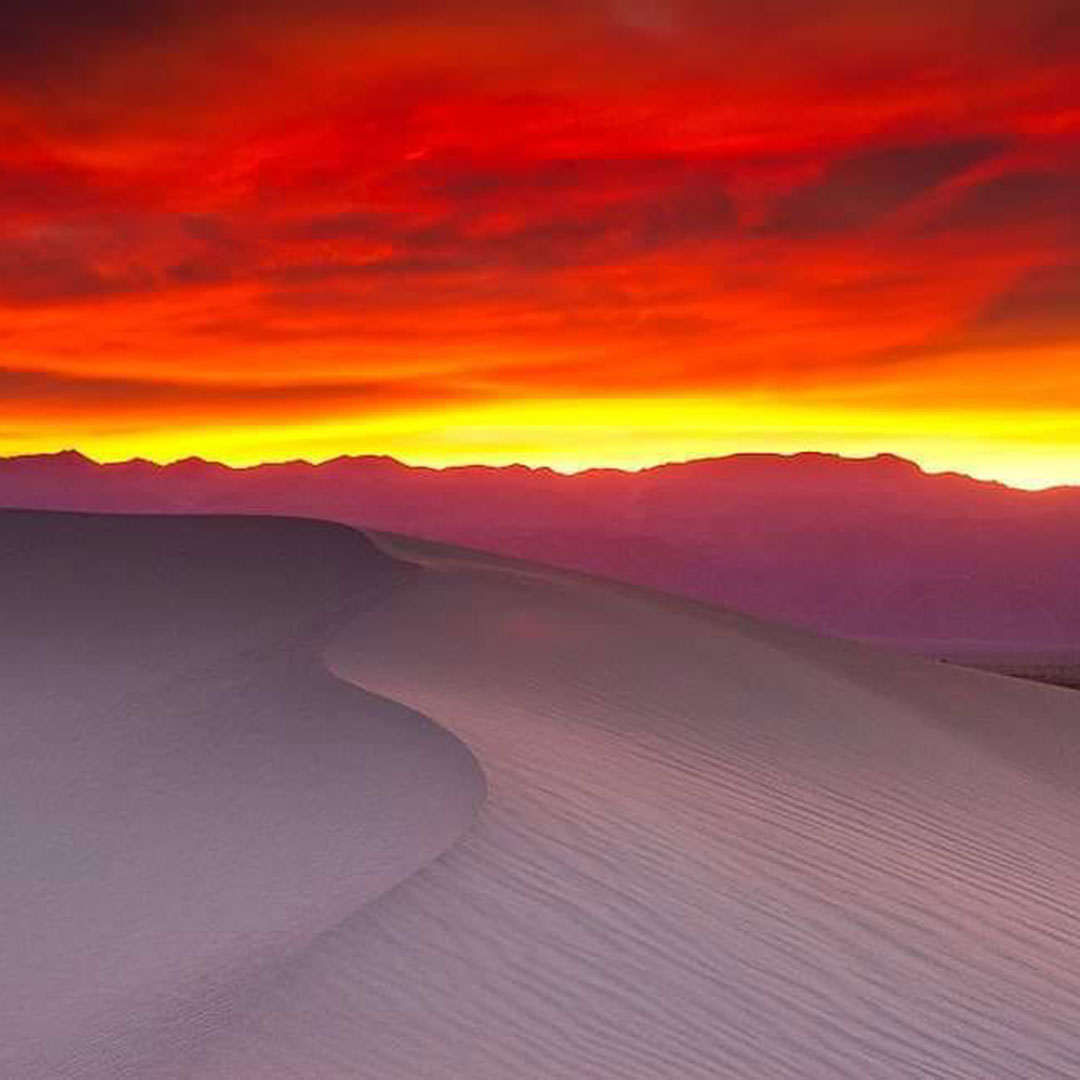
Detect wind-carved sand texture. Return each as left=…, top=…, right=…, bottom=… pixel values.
left=4, top=513, right=1080, bottom=1077
left=0, top=512, right=484, bottom=1079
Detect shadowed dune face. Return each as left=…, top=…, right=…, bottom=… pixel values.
left=0, top=511, right=484, bottom=1079
left=199, top=534, right=1080, bottom=1079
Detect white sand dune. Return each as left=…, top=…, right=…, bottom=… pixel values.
left=0, top=512, right=484, bottom=1079
left=4, top=514, right=1080, bottom=1077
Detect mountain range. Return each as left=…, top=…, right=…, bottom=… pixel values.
left=4, top=449, right=1079, bottom=646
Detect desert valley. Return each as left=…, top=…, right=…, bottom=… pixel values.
left=5, top=449, right=1080, bottom=678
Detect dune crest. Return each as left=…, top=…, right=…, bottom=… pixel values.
left=0, top=511, right=485, bottom=1079
left=202, top=531, right=1080, bottom=1079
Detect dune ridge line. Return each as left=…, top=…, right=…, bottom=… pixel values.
left=199, top=528, right=1080, bottom=1079
left=0, top=510, right=486, bottom=1079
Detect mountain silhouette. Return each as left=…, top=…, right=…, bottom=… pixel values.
left=3, top=450, right=1078, bottom=644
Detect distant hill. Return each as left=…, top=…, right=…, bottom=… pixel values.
left=4, top=449, right=1080, bottom=645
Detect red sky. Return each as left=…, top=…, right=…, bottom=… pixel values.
left=3, top=1, right=1079, bottom=486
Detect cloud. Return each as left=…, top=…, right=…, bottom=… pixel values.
left=0, top=156, right=115, bottom=218
left=0, top=1, right=181, bottom=76
left=0, top=214, right=243, bottom=306
left=1, top=365, right=472, bottom=421
left=0, top=240, right=153, bottom=306
left=928, top=170, right=1080, bottom=239
left=762, top=139, right=1003, bottom=238
left=969, top=263, right=1080, bottom=344
left=478, top=183, right=736, bottom=268
left=1, top=0, right=1078, bottom=473
left=267, top=161, right=736, bottom=293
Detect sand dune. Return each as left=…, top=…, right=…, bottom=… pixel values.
left=0, top=512, right=484, bottom=1079
left=5, top=513, right=1080, bottom=1077
left=197, top=532, right=1080, bottom=1078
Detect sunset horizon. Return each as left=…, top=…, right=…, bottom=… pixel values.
left=5, top=5, right=1080, bottom=1073
left=8, top=441, right=1080, bottom=492
left=5, top=2, right=1079, bottom=489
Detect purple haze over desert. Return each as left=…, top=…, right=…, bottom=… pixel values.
left=4, top=449, right=1080, bottom=645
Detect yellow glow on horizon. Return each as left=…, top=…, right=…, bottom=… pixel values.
left=10, top=393, right=1078, bottom=492
left=4, top=4, right=1080, bottom=502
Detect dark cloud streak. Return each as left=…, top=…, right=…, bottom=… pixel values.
left=2, top=364, right=472, bottom=418
left=763, top=139, right=1003, bottom=238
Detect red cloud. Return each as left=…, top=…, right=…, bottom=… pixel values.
left=1, top=0, right=1079, bottom=475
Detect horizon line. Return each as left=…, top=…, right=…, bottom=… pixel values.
left=3, top=447, right=1077, bottom=494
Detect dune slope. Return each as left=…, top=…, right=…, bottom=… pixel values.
left=0, top=512, right=484, bottom=1080
left=198, top=532, right=1080, bottom=1079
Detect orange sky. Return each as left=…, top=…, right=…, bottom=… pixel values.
left=3, top=1, right=1080, bottom=487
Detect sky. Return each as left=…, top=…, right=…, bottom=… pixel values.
left=2, top=1, right=1079, bottom=486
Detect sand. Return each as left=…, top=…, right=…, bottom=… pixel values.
left=0, top=512, right=483, bottom=1079
left=4, top=513, right=1080, bottom=1077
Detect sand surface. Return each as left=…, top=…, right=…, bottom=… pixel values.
left=0, top=512, right=483, bottom=1079
left=4, top=513, right=1080, bottom=1077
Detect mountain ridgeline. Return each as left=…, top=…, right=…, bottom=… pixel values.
left=4, top=450, right=1079, bottom=645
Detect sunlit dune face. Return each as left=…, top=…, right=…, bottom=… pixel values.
left=2, top=1, right=1079, bottom=486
